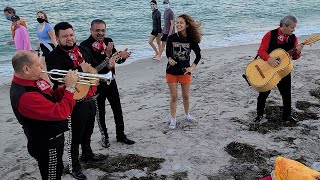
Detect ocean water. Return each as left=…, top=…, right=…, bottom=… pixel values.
left=1, top=0, right=320, bottom=77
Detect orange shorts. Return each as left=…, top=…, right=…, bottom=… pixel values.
left=166, top=74, right=192, bottom=84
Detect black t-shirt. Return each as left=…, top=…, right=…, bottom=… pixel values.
left=166, top=33, right=201, bottom=75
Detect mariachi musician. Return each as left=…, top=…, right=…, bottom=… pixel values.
left=10, top=50, right=78, bottom=180
left=255, top=15, right=304, bottom=123
left=46, top=22, right=106, bottom=180
left=80, top=19, right=135, bottom=148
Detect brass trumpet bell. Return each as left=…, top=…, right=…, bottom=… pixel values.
left=42, top=69, right=112, bottom=86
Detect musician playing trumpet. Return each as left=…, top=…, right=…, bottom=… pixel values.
left=255, top=15, right=304, bottom=123
left=45, top=22, right=106, bottom=180
left=10, top=50, right=79, bottom=180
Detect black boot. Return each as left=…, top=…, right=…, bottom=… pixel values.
left=80, top=153, right=107, bottom=162
left=117, top=135, right=135, bottom=145
left=101, top=137, right=110, bottom=148
left=72, top=171, right=87, bottom=180
left=254, top=115, right=263, bottom=122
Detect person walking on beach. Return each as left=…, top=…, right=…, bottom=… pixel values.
left=154, top=0, right=174, bottom=61
left=165, top=14, right=202, bottom=129
left=46, top=22, right=106, bottom=180
left=36, top=11, right=58, bottom=56
left=149, top=0, right=162, bottom=60
left=11, top=15, right=32, bottom=50
left=254, top=15, right=304, bottom=123
left=10, top=50, right=78, bottom=180
left=80, top=19, right=135, bottom=148
left=3, top=6, right=28, bottom=45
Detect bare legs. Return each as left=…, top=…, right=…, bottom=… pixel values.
left=181, top=83, right=191, bottom=115
left=168, top=83, right=178, bottom=118
left=167, top=83, right=191, bottom=118
left=156, top=41, right=166, bottom=61
left=148, top=35, right=161, bottom=59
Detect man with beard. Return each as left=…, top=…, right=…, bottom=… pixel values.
left=80, top=19, right=135, bottom=148
left=46, top=22, right=106, bottom=180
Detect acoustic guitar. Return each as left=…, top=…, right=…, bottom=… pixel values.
left=73, top=51, right=123, bottom=100
left=244, top=35, right=320, bottom=92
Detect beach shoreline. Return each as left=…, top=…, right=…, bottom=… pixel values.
left=1, top=39, right=320, bottom=179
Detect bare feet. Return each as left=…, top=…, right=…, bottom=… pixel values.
left=153, top=55, right=161, bottom=61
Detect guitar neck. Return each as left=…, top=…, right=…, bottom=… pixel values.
left=287, top=35, right=320, bottom=55
left=287, top=42, right=304, bottom=55
left=94, top=52, right=120, bottom=72
left=95, top=59, right=110, bottom=72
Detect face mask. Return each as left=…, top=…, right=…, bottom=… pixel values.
left=37, top=18, right=45, bottom=23
left=5, top=15, right=11, bottom=21
left=163, top=4, right=169, bottom=9
left=60, top=43, right=76, bottom=51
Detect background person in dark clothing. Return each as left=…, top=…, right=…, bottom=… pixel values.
left=149, top=0, right=161, bottom=60
left=10, top=50, right=78, bottom=180
left=165, top=14, right=202, bottom=129
left=46, top=22, right=106, bottom=180
left=80, top=19, right=135, bottom=148
left=255, top=15, right=304, bottom=123
left=155, top=0, right=175, bottom=61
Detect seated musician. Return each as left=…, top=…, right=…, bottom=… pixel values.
left=46, top=22, right=106, bottom=180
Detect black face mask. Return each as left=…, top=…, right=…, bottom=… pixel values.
left=37, top=18, right=46, bottom=23
left=60, top=43, right=76, bottom=51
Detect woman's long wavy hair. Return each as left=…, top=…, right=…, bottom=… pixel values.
left=178, top=14, right=202, bottom=44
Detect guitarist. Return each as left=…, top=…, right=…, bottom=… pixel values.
left=80, top=19, right=135, bottom=148
left=46, top=22, right=106, bottom=180
left=255, top=15, right=304, bottom=123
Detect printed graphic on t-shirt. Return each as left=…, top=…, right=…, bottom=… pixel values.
left=173, top=42, right=190, bottom=61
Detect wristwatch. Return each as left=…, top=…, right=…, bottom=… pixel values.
left=66, top=87, right=76, bottom=93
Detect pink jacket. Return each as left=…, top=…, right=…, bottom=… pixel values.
left=14, top=25, right=32, bottom=50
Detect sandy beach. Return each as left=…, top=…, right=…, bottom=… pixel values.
left=1, top=36, right=320, bottom=180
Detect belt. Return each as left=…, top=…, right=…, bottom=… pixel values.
left=76, top=94, right=99, bottom=103
left=101, top=74, right=115, bottom=83
left=49, top=133, right=63, bottom=140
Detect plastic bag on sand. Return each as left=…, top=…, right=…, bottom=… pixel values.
left=273, top=156, right=320, bottom=180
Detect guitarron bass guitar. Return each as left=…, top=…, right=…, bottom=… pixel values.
left=244, top=35, right=320, bottom=92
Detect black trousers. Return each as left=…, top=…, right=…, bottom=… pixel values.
left=257, top=73, right=291, bottom=118
left=70, top=100, right=96, bottom=172
left=40, top=43, right=55, bottom=57
left=27, top=135, right=65, bottom=180
left=97, top=80, right=125, bottom=139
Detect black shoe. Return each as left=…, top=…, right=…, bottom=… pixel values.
left=117, top=136, right=135, bottom=145
left=101, top=137, right=110, bottom=148
left=72, top=171, right=87, bottom=180
left=80, top=153, right=107, bottom=162
left=254, top=115, right=263, bottom=122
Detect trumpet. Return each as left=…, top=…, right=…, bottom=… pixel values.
left=42, top=69, right=112, bottom=86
